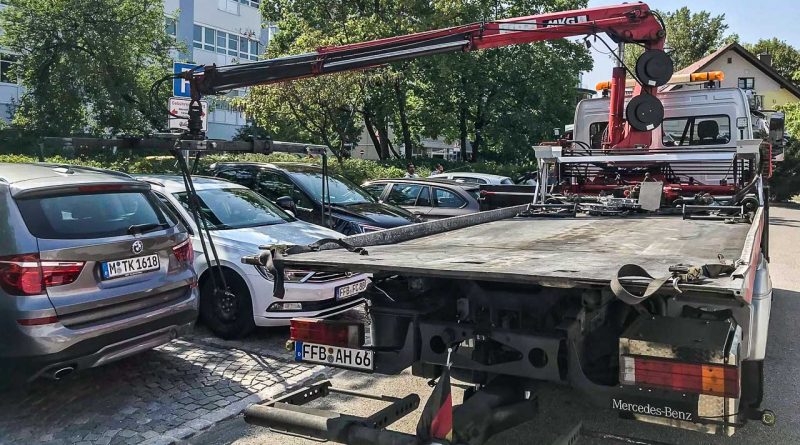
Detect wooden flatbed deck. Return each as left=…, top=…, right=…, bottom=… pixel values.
left=284, top=214, right=758, bottom=297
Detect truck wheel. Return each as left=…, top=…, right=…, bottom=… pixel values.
left=200, top=269, right=255, bottom=340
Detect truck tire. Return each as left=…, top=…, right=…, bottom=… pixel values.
left=740, top=360, right=764, bottom=410
left=200, top=269, right=255, bottom=340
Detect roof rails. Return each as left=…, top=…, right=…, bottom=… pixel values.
left=41, top=163, right=134, bottom=179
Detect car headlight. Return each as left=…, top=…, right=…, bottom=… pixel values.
left=255, top=266, right=315, bottom=283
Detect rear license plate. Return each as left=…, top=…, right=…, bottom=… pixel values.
left=294, top=341, right=374, bottom=371
left=335, top=279, right=368, bottom=300
left=101, top=254, right=160, bottom=279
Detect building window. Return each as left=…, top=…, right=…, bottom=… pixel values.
left=239, top=0, right=260, bottom=7
left=165, top=17, right=177, bottom=37
left=193, top=24, right=261, bottom=60
left=738, top=77, right=755, bottom=90
left=727, top=57, right=732, bottom=64
left=0, top=53, right=17, bottom=84
left=218, top=0, right=239, bottom=14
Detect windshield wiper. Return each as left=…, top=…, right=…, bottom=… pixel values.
left=128, top=222, right=169, bottom=235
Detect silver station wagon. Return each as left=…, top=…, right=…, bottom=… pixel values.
left=0, top=163, right=198, bottom=382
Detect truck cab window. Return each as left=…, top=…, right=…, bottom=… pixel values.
left=589, top=122, right=608, bottom=151
left=662, top=115, right=731, bottom=146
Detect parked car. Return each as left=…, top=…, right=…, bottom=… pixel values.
left=0, top=164, right=198, bottom=382
left=136, top=175, right=370, bottom=339
left=208, top=162, right=417, bottom=234
left=362, top=178, right=481, bottom=220
left=428, top=172, right=514, bottom=185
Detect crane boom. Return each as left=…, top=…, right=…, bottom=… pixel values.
left=185, top=3, right=667, bottom=148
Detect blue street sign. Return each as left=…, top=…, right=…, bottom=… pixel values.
left=172, top=63, right=204, bottom=97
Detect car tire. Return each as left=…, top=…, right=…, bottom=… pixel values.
left=200, top=268, right=255, bottom=340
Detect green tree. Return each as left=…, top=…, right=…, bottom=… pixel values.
left=250, top=0, right=590, bottom=162
left=0, top=0, right=178, bottom=136
left=745, top=39, right=800, bottom=83
left=624, top=7, right=733, bottom=72
left=770, top=102, right=800, bottom=201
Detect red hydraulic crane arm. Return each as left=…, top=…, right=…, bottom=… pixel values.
left=190, top=3, right=665, bottom=147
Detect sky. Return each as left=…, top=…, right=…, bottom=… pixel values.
left=579, top=0, right=800, bottom=92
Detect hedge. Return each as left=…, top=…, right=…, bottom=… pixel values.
left=0, top=153, right=537, bottom=185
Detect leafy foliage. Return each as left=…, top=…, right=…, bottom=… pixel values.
left=0, top=0, right=178, bottom=137
left=771, top=102, right=800, bottom=201
left=242, top=0, right=591, bottom=162
left=0, top=152, right=535, bottom=186
left=745, top=39, right=800, bottom=83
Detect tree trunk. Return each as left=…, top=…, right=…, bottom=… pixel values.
left=472, top=96, right=486, bottom=162
left=394, top=80, right=413, bottom=160
left=459, top=96, right=468, bottom=162
left=377, top=120, right=392, bottom=159
left=363, top=110, right=383, bottom=160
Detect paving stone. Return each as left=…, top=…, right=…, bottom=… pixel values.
left=0, top=333, right=317, bottom=445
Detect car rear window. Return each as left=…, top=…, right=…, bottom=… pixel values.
left=16, top=191, right=175, bottom=240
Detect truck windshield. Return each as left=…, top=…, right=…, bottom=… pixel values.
left=662, top=115, right=732, bottom=146
left=174, top=188, right=292, bottom=230
left=289, top=172, right=376, bottom=205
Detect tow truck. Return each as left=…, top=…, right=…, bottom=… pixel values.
left=52, top=2, right=782, bottom=443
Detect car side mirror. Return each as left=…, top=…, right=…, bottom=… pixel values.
left=275, top=196, right=297, bottom=216
left=769, top=112, right=785, bottom=148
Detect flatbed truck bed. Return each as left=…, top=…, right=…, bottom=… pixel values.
left=282, top=210, right=762, bottom=300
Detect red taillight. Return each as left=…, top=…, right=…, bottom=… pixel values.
left=621, top=355, right=739, bottom=398
left=41, top=261, right=85, bottom=287
left=172, top=239, right=194, bottom=265
left=290, top=318, right=365, bottom=348
left=0, top=254, right=84, bottom=296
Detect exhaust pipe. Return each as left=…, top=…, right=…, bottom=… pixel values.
left=50, top=366, right=75, bottom=380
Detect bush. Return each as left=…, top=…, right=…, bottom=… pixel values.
left=0, top=150, right=535, bottom=185
left=771, top=139, right=800, bottom=202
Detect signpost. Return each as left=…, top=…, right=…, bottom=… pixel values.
left=172, top=62, right=203, bottom=98
left=168, top=97, right=209, bottom=132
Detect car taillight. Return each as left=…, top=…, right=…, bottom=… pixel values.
left=290, top=318, right=365, bottom=348
left=0, top=254, right=43, bottom=295
left=621, top=355, right=740, bottom=398
left=172, top=239, right=194, bottom=265
left=0, top=254, right=84, bottom=296
left=41, top=261, right=85, bottom=287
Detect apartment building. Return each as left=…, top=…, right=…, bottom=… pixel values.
left=166, top=0, right=274, bottom=139
left=0, top=1, right=272, bottom=139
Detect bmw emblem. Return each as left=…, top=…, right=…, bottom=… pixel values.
left=131, top=240, right=144, bottom=254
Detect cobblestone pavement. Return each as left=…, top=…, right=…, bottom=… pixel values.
left=0, top=329, right=323, bottom=445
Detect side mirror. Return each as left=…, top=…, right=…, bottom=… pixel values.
left=769, top=112, right=785, bottom=148
left=275, top=196, right=297, bottom=216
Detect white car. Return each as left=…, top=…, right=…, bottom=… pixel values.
left=137, top=175, right=369, bottom=339
left=429, top=172, right=514, bottom=185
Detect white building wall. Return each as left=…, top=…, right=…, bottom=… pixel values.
left=700, top=50, right=797, bottom=111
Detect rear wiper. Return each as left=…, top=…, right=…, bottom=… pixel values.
left=128, top=223, right=169, bottom=235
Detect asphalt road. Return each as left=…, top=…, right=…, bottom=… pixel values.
left=190, top=205, right=800, bottom=445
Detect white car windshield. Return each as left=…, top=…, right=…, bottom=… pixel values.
left=174, top=188, right=293, bottom=230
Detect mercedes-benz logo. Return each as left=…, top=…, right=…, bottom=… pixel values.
left=131, top=240, right=144, bottom=254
